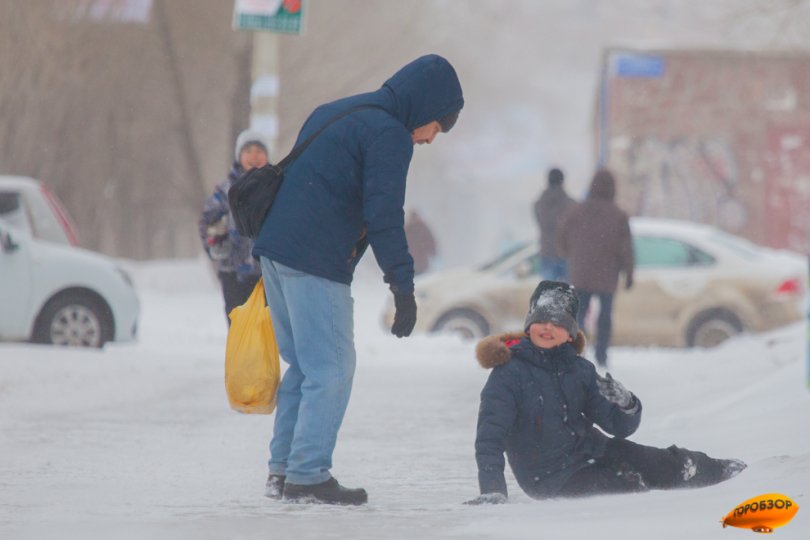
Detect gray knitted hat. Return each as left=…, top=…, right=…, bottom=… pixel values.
left=234, top=129, right=269, bottom=162
left=524, top=280, right=580, bottom=336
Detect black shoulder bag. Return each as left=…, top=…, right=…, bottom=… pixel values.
left=228, top=105, right=384, bottom=239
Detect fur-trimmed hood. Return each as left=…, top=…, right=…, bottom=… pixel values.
left=475, top=330, right=587, bottom=369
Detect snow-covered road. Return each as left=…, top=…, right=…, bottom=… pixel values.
left=1, top=258, right=808, bottom=539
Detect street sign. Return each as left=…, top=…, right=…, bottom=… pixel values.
left=612, top=53, right=665, bottom=78
left=233, top=0, right=304, bottom=35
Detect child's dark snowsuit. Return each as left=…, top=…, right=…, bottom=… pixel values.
left=474, top=332, right=744, bottom=500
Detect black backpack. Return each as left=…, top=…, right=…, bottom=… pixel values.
left=228, top=164, right=283, bottom=239
left=228, top=105, right=384, bottom=239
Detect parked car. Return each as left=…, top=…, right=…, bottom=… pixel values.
left=382, top=218, right=808, bottom=348
left=0, top=176, right=139, bottom=348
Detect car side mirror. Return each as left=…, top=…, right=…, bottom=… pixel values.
left=0, top=228, right=19, bottom=253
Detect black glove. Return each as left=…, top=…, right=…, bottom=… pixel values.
left=464, top=492, right=507, bottom=505
left=391, top=293, right=417, bottom=338
left=596, top=372, right=634, bottom=409
left=625, top=273, right=634, bottom=290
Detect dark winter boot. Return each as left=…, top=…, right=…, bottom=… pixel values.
left=717, top=459, right=747, bottom=481
left=283, top=477, right=368, bottom=506
left=265, top=474, right=286, bottom=500
left=676, top=448, right=746, bottom=488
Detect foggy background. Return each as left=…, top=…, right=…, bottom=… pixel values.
left=3, top=0, right=810, bottom=267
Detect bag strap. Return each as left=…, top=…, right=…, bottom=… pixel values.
left=276, top=104, right=387, bottom=170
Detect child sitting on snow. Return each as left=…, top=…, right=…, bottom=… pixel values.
left=467, top=280, right=745, bottom=504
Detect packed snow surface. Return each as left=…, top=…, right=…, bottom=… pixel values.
left=1, top=257, right=808, bottom=539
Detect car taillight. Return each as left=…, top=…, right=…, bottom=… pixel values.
left=774, top=277, right=801, bottom=296
left=40, top=185, right=80, bottom=246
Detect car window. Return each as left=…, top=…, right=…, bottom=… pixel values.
left=39, top=185, right=79, bottom=246
left=25, top=189, right=72, bottom=244
left=504, top=251, right=542, bottom=279
left=634, top=236, right=714, bottom=268
left=478, top=242, right=530, bottom=271
left=0, top=191, right=31, bottom=234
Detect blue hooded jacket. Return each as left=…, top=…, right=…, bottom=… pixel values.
left=252, top=54, right=464, bottom=293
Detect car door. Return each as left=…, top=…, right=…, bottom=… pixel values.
left=0, top=196, right=34, bottom=339
left=613, top=235, right=715, bottom=347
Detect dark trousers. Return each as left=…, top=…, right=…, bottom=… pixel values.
left=575, top=290, right=614, bottom=366
left=556, top=438, right=728, bottom=497
left=218, top=271, right=260, bottom=324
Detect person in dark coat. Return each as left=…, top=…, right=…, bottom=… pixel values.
left=466, top=281, right=746, bottom=504
left=198, top=129, right=268, bottom=323
left=404, top=209, right=437, bottom=275
left=253, top=54, right=464, bottom=505
left=556, top=168, right=634, bottom=367
left=534, top=167, right=574, bottom=280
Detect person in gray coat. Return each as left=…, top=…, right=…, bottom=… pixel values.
left=556, top=169, right=634, bottom=367
left=533, top=167, right=574, bottom=280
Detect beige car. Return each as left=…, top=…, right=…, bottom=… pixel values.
left=383, top=218, right=808, bottom=348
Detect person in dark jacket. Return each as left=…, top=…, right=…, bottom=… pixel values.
left=198, top=129, right=268, bottom=323
left=467, top=281, right=745, bottom=504
left=254, top=54, right=464, bottom=505
left=534, top=167, right=574, bottom=280
left=556, top=168, right=634, bottom=367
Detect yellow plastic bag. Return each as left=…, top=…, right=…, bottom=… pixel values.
left=225, top=279, right=280, bottom=414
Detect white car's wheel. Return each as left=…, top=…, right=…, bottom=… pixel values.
left=686, top=310, right=743, bottom=348
left=432, top=309, right=490, bottom=340
left=33, top=292, right=113, bottom=348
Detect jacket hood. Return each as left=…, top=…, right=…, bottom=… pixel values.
left=587, top=169, right=616, bottom=200
left=382, top=54, right=464, bottom=132
left=475, top=330, right=587, bottom=369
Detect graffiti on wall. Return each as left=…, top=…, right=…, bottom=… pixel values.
left=619, top=136, right=749, bottom=234
left=766, top=128, right=810, bottom=252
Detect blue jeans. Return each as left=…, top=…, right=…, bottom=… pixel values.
left=260, top=257, right=356, bottom=485
left=539, top=256, right=568, bottom=282
left=575, top=290, right=614, bottom=367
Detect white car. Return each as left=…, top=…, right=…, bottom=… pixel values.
left=0, top=176, right=140, bottom=348
left=384, top=217, right=808, bottom=348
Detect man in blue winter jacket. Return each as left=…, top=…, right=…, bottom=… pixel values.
left=253, top=54, right=464, bottom=505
